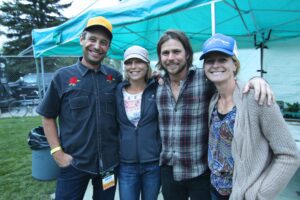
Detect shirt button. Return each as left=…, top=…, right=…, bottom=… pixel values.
left=174, top=108, right=177, bottom=112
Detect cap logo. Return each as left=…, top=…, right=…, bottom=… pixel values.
left=206, top=38, right=230, bottom=48
left=200, top=33, right=239, bottom=60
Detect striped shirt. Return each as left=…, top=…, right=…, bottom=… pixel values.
left=156, top=67, right=214, bottom=181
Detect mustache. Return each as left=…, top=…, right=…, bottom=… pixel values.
left=166, top=61, right=177, bottom=65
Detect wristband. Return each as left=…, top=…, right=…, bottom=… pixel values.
left=50, top=146, right=62, bottom=155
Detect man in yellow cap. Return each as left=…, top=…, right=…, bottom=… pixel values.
left=37, top=16, right=122, bottom=199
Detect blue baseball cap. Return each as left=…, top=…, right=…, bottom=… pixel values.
left=200, top=33, right=238, bottom=60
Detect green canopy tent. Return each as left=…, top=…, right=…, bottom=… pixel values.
left=32, top=0, right=300, bottom=57
left=32, top=0, right=300, bottom=75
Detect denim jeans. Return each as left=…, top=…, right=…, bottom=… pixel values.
left=55, top=165, right=117, bottom=200
left=161, top=165, right=211, bottom=200
left=119, top=162, right=161, bottom=200
left=210, top=185, right=230, bottom=200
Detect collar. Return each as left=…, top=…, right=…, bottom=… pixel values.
left=76, top=57, right=110, bottom=77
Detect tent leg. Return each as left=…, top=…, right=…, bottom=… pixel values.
left=257, top=43, right=267, bottom=77
left=40, top=57, right=46, bottom=98
left=35, top=58, right=42, bottom=100
left=211, top=0, right=216, bottom=35
left=255, top=32, right=269, bottom=77
left=260, top=44, right=264, bottom=77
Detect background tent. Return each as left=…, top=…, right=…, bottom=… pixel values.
left=32, top=0, right=300, bottom=60
left=32, top=0, right=300, bottom=103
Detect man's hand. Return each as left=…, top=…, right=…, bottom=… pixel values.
left=152, top=70, right=164, bottom=85
left=53, top=151, right=73, bottom=168
left=243, top=77, right=275, bottom=106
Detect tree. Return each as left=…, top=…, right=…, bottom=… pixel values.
left=286, top=102, right=300, bottom=112
left=0, top=0, right=71, bottom=81
left=0, top=0, right=71, bottom=55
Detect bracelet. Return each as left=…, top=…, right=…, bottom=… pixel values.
left=50, top=146, right=62, bottom=155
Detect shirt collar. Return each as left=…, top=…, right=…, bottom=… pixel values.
left=76, top=57, right=110, bottom=76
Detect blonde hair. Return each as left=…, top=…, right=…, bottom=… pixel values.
left=232, top=56, right=240, bottom=76
left=146, top=65, right=153, bottom=81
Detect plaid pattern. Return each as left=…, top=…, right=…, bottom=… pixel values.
left=156, top=67, right=214, bottom=181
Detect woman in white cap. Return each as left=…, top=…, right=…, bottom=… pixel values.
left=200, top=33, right=300, bottom=200
left=115, top=45, right=161, bottom=200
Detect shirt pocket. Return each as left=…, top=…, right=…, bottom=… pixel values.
left=100, top=93, right=116, bottom=115
left=69, top=96, right=90, bottom=120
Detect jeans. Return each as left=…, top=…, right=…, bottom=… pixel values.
left=119, top=162, right=161, bottom=200
left=210, top=185, right=230, bottom=200
left=161, top=165, right=211, bottom=200
left=55, top=165, right=117, bottom=200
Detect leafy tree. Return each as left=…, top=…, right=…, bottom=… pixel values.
left=0, top=0, right=71, bottom=80
left=0, top=0, right=71, bottom=55
left=286, top=102, right=300, bottom=112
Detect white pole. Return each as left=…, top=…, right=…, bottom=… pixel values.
left=40, top=57, right=46, bottom=98
left=211, top=0, right=216, bottom=35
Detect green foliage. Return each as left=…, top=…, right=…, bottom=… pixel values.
left=0, top=0, right=71, bottom=55
left=103, top=57, right=123, bottom=72
left=42, top=57, right=78, bottom=72
left=0, top=116, right=56, bottom=199
left=286, top=102, right=300, bottom=112
left=0, top=0, right=71, bottom=79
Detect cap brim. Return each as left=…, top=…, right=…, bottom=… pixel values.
left=124, top=54, right=149, bottom=63
left=84, top=25, right=113, bottom=39
left=200, top=48, right=234, bottom=60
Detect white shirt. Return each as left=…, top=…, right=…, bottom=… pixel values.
left=122, top=89, right=143, bottom=127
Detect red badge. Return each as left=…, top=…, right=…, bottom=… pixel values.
left=69, top=76, right=80, bottom=86
left=106, top=74, right=114, bottom=83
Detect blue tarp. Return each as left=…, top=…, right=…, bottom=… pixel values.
left=32, top=0, right=300, bottom=60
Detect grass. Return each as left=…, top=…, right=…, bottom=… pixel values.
left=0, top=116, right=56, bottom=200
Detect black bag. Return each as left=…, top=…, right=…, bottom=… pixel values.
left=27, top=126, right=49, bottom=150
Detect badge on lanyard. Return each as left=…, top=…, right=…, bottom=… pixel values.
left=102, top=170, right=115, bottom=191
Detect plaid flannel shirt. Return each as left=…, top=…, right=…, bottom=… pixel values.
left=156, top=67, right=214, bottom=181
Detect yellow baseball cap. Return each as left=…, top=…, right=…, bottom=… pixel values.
left=84, top=16, right=113, bottom=39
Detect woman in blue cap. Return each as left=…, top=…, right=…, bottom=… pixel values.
left=200, top=33, right=300, bottom=200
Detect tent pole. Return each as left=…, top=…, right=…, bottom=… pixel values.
left=255, top=33, right=268, bottom=77
left=260, top=43, right=264, bottom=77
left=35, top=58, right=42, bottom=100
left=40, top=57, right=46, bottom=98
left=258, top=43, right=268, bottom=77
left=211, top=0, right=216, bottom=35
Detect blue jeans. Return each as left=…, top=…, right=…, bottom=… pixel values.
left=210, top=185, right=230, bottom=200
left=55, top=165, right=117, bottom=200
left=161, top=165, right=211, bottom=200
left=119, top=162, right=161, bottom=200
